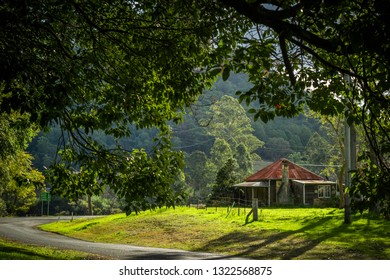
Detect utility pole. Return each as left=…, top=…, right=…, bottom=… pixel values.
left=344, top=120, right=352, bottom=224
left=344, top=74, right=356, bottom=224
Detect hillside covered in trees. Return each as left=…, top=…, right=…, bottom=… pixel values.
left=20, top=73, right=342, bottom=213
left=29, top=73, right=325, bottom=166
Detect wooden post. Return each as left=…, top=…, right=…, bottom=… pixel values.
left=252, top=188, right=258, bottom=221
left=253, top=198, right=259, bottom=221
left=268, top=180, right=271, bottom=206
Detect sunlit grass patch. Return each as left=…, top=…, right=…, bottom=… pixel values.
left=40, top=206, right=390, bottom=259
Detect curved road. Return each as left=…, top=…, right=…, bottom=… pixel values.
left=0, top=216, right=239, bottom=260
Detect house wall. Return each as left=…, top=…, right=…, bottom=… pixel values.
left=251, top=180, right=279, bottom=206
left=291, top=184, right=304, bottom=205
left=241, top=181, right=277, bottom=206
left=291, top=182, right=337, bottom=206
left=256, top=188, right=269, bottom=206
left=241, top=181, right=337, bottom=207
left=304, top=185, right=317, bottom=205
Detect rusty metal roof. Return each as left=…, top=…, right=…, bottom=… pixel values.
left=234, top=181, right=269, bottom=188
left=292, top=180, right=336, bottom=185
left=245, top=158, right=324, bottom=181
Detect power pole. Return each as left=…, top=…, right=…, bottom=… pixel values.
left=343, top=72, right=358, bottom=224
left=344, top=119, right=357, bottom=224
left=344, top=120, right=352, bottom=224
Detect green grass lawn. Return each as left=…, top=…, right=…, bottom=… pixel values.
left=40, top=206, right=390, bottom=260
left=0, top=237, right=108, bottom=260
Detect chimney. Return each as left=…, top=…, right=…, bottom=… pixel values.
left=282, top=159, right=289, bottom=184
left=278, top=159, right=291, bottom=204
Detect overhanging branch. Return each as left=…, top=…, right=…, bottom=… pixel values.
left=279, top=34, right=296, bottom=85
left=219, top=0, right=342, bottom=55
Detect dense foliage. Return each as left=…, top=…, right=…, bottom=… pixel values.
left=0, top=112, right=44, bottom=216
left=1, top=0, right=389, bottom=215
left=217, top=0, right=390, bottom=215
left=1, top=0, right=244, bottom=213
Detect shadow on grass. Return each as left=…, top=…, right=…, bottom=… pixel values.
left=0, top=244, right=60, bottom=260
left=197, top=216, right=380, bottom=260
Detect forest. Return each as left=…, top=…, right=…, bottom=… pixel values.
left=1, top=1, right=389, bottom=218
left=2, top=73, right=346, bottom=216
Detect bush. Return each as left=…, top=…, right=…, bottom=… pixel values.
left=0, top=198, right=7, bottom=216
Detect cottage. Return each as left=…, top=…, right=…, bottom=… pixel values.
left=234, top=158, right=337, bottom=206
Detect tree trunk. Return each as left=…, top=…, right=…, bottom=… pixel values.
left=344, top=194, right=351, bottom=224
left=88, top=195, right=93, bottom=216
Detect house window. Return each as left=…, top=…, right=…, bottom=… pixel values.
left=318, top=185, right=331, bottom=198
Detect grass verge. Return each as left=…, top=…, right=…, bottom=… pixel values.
left=40, top=206, right=390, bottom=260
left=0, top=237, right=107, bottom=260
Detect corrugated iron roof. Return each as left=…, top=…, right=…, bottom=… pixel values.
left=292, top=180, right=336, bottom=185
left=245, top=158, right=324, bottom=181
left=234, top=181, right=269, bottom=188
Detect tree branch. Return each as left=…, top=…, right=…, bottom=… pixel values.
left=288, top=37, right=361, bottom=79
left=219, top=0, right=340, bottom=55
left=279, top=34, right=296, bottom=85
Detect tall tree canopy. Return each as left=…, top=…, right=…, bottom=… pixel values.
left=217, top=0, right=390, bottom=215
left=1, top=0, right=244, bottom=213
left=0, top=112, right=45, bottom=216
left=203, top=95, right=264, bottom=154
left=1, top=0, right=389, bottom=213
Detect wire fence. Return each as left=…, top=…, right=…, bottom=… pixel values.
left=186, top=196, right=256, bottom=218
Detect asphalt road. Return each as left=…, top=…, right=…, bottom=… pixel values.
left=0, top=216, right=241, bottom=260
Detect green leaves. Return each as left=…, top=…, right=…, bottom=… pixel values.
left=222, top=66, right=231, bottom=81
left=350, top=157, right=390, bottom=219
left=0, top=112, right=44, bottom=215
left=204, top=95, right=264, bottom=153
left=1, top=0, right=225, bottom=210
left=48, top=134, right=185, bottom=214
left=1, top=0, right=389, bottom=214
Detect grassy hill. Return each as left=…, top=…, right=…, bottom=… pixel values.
left=39, top=206, right=390, bottom=260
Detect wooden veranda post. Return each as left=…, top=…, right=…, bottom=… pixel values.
left=252, top=188, right=258, bottom=221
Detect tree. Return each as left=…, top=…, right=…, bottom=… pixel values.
left=210, top=138, right=233, bottom=168
left=216, top=0, right=390, bottom=215
left=204, top=94, right=263, bottom=185
left=203, top=95, right=264, bottom=154
left=314, top=114, right=347, bottom=207
left=1, top=0, right=389, bottom=214
left=1, top=0, right=244, bottom=213
left=211, top=158, right=240, bottom=200
left=261, top=137, right=293, bottom=161
left=0, top=112, right=45, bottom=216
left=234, top=143, right=253, bottom=178
left=0, top=151, right=45, bottom=215
left=184, top=151, right=212, bottom=199
left=304, top=132, right=331, bottom=168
